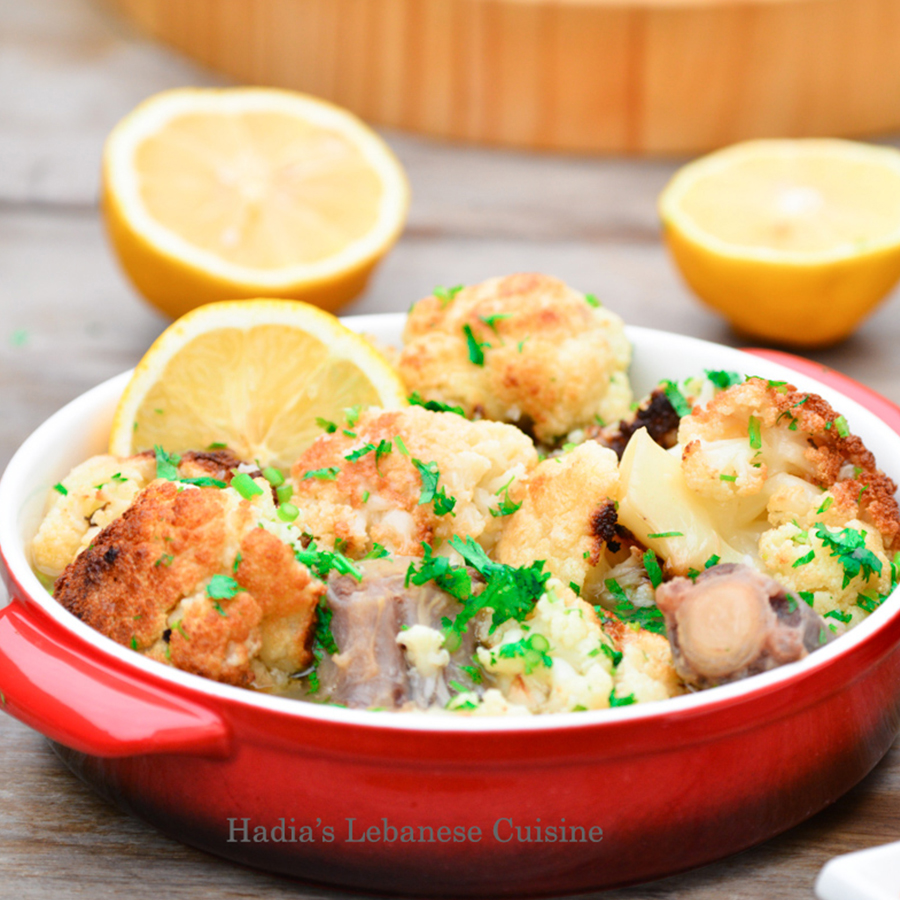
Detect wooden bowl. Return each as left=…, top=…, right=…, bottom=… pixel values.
left=109, top=0, right=900, bottom=155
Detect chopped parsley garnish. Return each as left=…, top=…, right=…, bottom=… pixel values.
left=480, top=313, right=512, bottom=333
left=569, top=581, right=581, bottom=596
left=516, top=338, right=529, bottom=353
left=705, top=369, right=742, bottom=389
left=857, top=594, right=883, bottom=613
left=497, top=634, right=552, bottom=675
left=611, top=598, right=666, bottom=636
left=605, top=578, right=628, bottom=603
left=52, top=482, right=68, bottom=496
left=375, top=439, right=392, bottom=472
left=814, top=524, right=882, bottom=588
left=302, top=467, right=340, bottom=481
left=408, top=535, right=549, bottom=638
left=817, top=496, right=834, bottom=515
left=834, top=415, right=850, bottom=438
left=207, top=441, right=229, bottom=450
left=394, top=435, right=410, bottom=456
left=462, top=324, right=487, bottom=366
left=408, top=392, right=466, bottom=417
left=180, top=476, right=227, bottom=488
left=792, top=550, right=815, bottom=568
left=798, top=591, right=815, bottom=607
left=584, top=293, right=601, bottom=308
left=207, top=574, right=240, bottom=599
left=748, top=416, right=762, bottom=450
left=643, top=550, right=663, bottom=589
left=231, top=471, right=264, bottom=498
left=433, top=284, right=464, bottom=306
left=825, top=609, right=852, bottom=624
left=154, top=553, right=174, bottom=568
left=719, top=474, right=737, bottom=482
left=130, top=636, right=138, bottom=650
left=459, top=664, right=484, bottom=685
left=361, top=489, right=370, bottom=503
left=316, top=417, right=338, bottom=433
left=647, top=531, right=683, bottom=539
left=295, top=539, right=362, bottom=583
left=173, top=620, right=190, bottom=641
left=364, top=543, right=390, bottom=560
left=111, top=472, right=127, bottom=483
left=345, top=442, right=376, bottom=462
left=599, top=642, right=623, bottom=668
left=212, top=601, right=228, bottom=617
left=704, top=554, right=721, bottom=569
left=313, top=596, right=339, bottom=654
left=608, top=690, right=637, bottom=707
left=661, top=380, right=692, bottom=417
left=412, top=458, right=456, bottom=516
left=766, top=379, right=790, bottom=394
left=490, top=478, right=522, bottom=518
left=154, top=445, right=181, bottom=480
left=344, top=405, right=362, bottom=428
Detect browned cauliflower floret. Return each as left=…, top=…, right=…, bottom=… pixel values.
left=671, top=377, right=900, bottom=625
left=398, top=273, right=632, bottom=444
left=679, top=377, right=900, bottom=548
left=31, top=448, right=246, bottom=579
left=53, top=479, right=324, bottom=688
left=494, top=442, right=620, bottom=602
left=289, top=405, right=538, bottom=557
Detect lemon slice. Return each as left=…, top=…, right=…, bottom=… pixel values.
left=109, top=299, right=407, bottom=468
left=659, top=139, right=900, bottom=347
left=102, top=87, right=409, bottom=319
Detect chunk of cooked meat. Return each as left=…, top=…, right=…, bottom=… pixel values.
left=585, top=387, right=681, bottom=458
left=655, top=563, right=832, bottom=689
left=313, top=559, right=481, bottom=710
left=31, top=448, right=248, bottom=579
left=398, top=273, right=633, bottom=444
left=494, top=442, right=621, bottom=602
left=290, top=405, right=537, bottom=557
left=52, top=479, right=324, bottom=688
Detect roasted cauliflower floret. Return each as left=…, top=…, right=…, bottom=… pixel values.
left=31, top=453, right=156, bottom=579
left=758, top=519, right=892, bottom=630
left=474, top=585, right=618, bottom=713
left=494, top=442, right=620, bottom=602
left=289, top=405, right=537, bottom=558
left=52, top=479, right=324, bottom=688
left=679, top=377, right=900, bottom=550
left=31, top=448, right=248, bottom=579
left=398, top=273, right=633, bottom=444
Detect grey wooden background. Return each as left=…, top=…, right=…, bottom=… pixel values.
left=3, top=1, right=900, bottom=897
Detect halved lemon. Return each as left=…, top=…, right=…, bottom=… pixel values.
left=102, top=88, right=409, bottom=319
left=109, top=299, right=407, bottom=468
left=659, top=139, right=900, bottom=347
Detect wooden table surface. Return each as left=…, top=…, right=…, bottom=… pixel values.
left=4, top=2, right=900, bottom=898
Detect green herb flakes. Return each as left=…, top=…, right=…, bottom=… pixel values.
left=661, top=380, right=692, bottom=417
left=302, top=467, right=340, bottom=481
left=748, top=416, right=762, bottom=450
left=52, top=482, right=68, bottom=496
left=462, top=324, right=487, bottom=366
left=207, top=574, right=240, bottom=600
left=408, top=392, right=465, bottom=416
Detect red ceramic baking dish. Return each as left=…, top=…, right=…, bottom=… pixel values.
left=2, top=317, right=900, bottom=897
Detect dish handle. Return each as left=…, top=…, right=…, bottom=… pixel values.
left=743, top=349, right=900, bottom=435
left=0, top=599, right=231, bottom=758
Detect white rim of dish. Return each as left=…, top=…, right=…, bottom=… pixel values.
left=104, top=88, right=409, bottom=286
left=2, top=317, right=899, bottom=734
